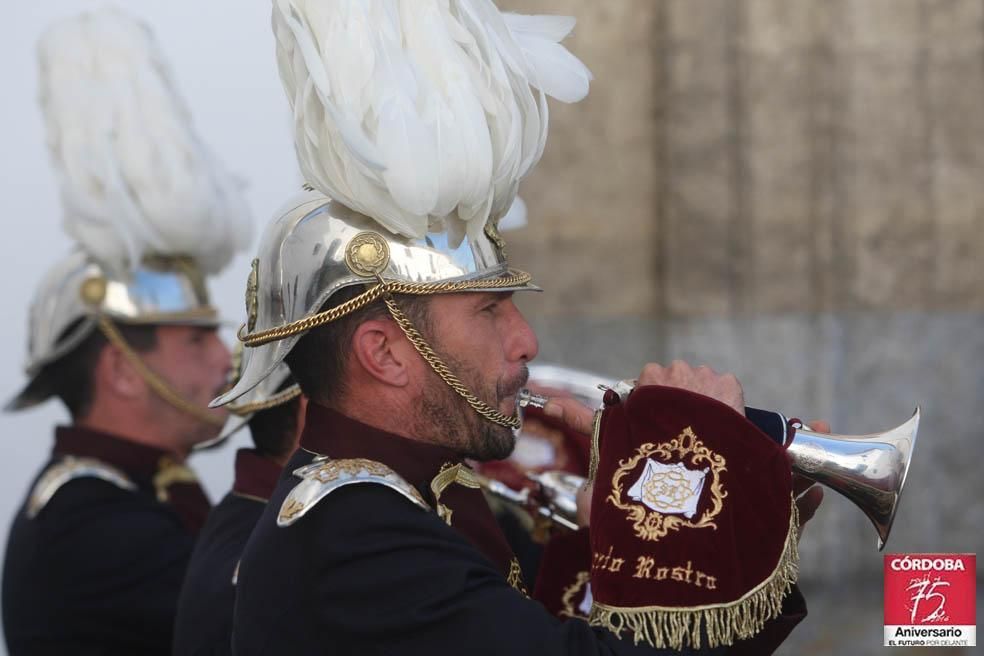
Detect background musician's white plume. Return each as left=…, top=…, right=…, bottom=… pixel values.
left=38, top=8, right=252, bottom=276
left=272, top=0, right=591, bottom=241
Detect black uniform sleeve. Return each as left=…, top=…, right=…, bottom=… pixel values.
left=307, top=485, right=726, bottom=656
left=31, top=479, right=191, bottom=653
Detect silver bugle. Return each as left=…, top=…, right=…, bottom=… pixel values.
left=511, top=388, right=920, bottom=551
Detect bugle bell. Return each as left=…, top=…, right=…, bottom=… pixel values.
left=784, top=409, right=919, bottom=550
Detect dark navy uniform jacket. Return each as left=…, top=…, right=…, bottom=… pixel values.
left=231, top=404, right=804, bottom=655
left=2, top=426, right=211, bottom=656
left=173, top=449, right=281, bottom=656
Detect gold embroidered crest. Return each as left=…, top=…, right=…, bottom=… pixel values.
left=344, top=232, right=390, bottom=277
left=607, top=427, right=727, bottom=542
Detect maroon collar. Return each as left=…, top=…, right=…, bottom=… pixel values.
left=52, top=424, right=212, bottom=536
left=53, top=425, right=176, bottom=486
left=299, top=403, right=519, bottom=580
left=231, top=449, right=282, bottom=502
left=299, top=402, right=464, bottom=497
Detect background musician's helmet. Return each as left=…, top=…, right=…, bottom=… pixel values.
left=6, top=8, right=251, bottom=419
left=196, top=356, right=302, bottom=451
left=7, top=252, right=222, bottom=411
left=226, top=358, right=301, bottom=420
left=212, top=0, right=592, bottom=430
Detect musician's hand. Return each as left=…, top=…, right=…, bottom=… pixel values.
left=637, top=361, right=745, bottom=415
left=542, top=360, right=746, bottom=430
left=575, top=480, right=593, bottom=528
left=801, top=419, right=830, bottom=434
left=542, top=396, right=595, bottom=437
left=792, top=419, right=828, bottom=541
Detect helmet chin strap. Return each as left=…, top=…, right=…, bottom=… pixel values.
left=381, top=292, right=522, bottom=431
left=97, top=316, right=226, bottom=428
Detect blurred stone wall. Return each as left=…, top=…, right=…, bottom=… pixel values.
left=499, top=2, right=983, bottom=653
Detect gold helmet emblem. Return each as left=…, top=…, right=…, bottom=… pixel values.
left=79, top=275, right=107, bottom=307
left=344, top=232, right=390, bottom=277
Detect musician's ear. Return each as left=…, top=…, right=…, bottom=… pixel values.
left=349, top=317, right=414, bottom=388
left=94, top=339, right=146, bottom=402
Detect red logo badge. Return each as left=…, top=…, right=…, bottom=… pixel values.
left=884, top=553, right=976, bottom=647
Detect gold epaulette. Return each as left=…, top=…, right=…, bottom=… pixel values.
left=27, top=456, right=136, bottom=518
left=277, top=457, right=430, bottom=527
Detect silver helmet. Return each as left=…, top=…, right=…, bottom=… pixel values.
left=226, top=361, right=301, bottom=418
left=212, top=189, right=537, bottom=429
left=7, top=251, right=222, bottom=413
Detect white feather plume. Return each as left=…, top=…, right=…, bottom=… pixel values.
left=272, top=0, right=591, bottom=241
left=38, top=8, right=252, bottom=276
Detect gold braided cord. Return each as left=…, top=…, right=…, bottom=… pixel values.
left=383, top=294, right=522, bottom=430
left=239, top=270, right=532, bottom=347
left=430, top=462, right=482, bottom=525
left=153, top=457, right=202, bottom=503
left=240, top=282, right=388, bottom=346
left=97, top=317, right=227, bottom=428
left=228, top=385, right=302, bottom=416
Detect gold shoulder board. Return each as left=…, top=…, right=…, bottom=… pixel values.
left=27, top=456, right=136, bottom=518
left=277, top=457, right=429, bottom=527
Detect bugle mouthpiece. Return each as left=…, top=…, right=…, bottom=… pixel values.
left=516, top=389, right=548, bottom=409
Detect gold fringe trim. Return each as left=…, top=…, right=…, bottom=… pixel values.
left=588, top=496, right=800, bottom=650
